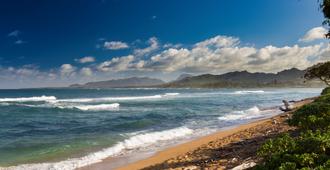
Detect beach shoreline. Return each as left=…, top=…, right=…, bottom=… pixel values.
left=80, top=97, right=316, bottom=170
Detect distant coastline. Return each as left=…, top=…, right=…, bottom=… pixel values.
left=67, top=68, right=325, bottom=89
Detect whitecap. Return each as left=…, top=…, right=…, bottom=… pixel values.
left=163, top=93, right=180, bottom=97
left=57, top=95, right=163, bottom=103
left=73, top=103, right=120, bottom=111
left=0, top=126, right=193, bottom=170
left=234, top=90, right=265, bottom=94
left=0, top=95, right=56, bottom=102
left=218, top=106, right=279, bottom=121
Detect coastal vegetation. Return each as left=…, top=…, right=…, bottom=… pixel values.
left=254, top=87, right=330, bottom=169
left=304, top=62, right=330, bottom=86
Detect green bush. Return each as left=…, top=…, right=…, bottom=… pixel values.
left=255, top=130, right=330, bottom=170
left=255, top=87, right=330, bottom=170
left=314, top=94, right=330, bottom=103
left=321, top=87, right=330, bottom=95
left=288, top=102, right=330, bottom=130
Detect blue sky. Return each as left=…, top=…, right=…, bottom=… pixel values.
left=0, top=0, right=329, bottom=88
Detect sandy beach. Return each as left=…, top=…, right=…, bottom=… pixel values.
left=80, top=97, right=316, bottom=170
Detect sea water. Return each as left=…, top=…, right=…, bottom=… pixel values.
left=0, top=88, right=322, bottom=169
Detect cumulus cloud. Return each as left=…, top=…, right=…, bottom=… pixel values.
left=97, top=55, right=135, bottom=72
left=246, top=45, right=323, bottom=72
left=299, top=27, right=327, bottom=42
left=104, top=41, right=129, bottom=50
left=75, top=56, right=95, bottom=63
left=134, top=37, right=159, bottom=56
left=80, top=67, right=93, bottom=76
left=194, top=35, right=240, bottom=48
left=163, top=43, right=182, bottom=49
left=91, top=35, right=329, bottom=75
left=0, top=65, right=61, bottom=88
left=60, top=64, right=76, bottom=77
left=130, top=36, right=327, bottom=74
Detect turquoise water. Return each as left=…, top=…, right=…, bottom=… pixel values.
left=0, top=88, right=322, bottom=169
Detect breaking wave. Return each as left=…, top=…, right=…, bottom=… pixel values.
left=72, top=103, right=120, bottom=111
left=218, top=106, right=279, bottom=121
left=12, top=103, right=120, bottom=112
left=57, top=93, right=179, bottom=103
left=0, top=95, right=56, bottom=102
left=1, top=126, right=193, bottom=170
left=234, top=90, right=265, bottom=94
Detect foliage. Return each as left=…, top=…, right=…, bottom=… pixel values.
left=255, top=130, right=330, bottom=170
left=288, top=101, right=330, bottom=130
left=320, top=0, right=330, bottom=38
left=304, top=62, right=330, bottom=86
left=254, top=88, right=330, bottom=169
left=321, top=87, right=330, bottom=95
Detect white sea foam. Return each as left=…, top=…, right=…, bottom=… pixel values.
left=57, top=95, right=162, bottom=103
left=218, top=106, right=279, bottom=121
left=15, top=103, right=120, bottom=112
left=0, top=93, right=180, bottom=105
left=73, top=103, right=120, bottom=111
left=163, top=93, right=180, bottom=96
left=0, top=126, right=193, bottom=170
left=234, top=90, right=265, bottom=94
left=0, top=96, right=56, bottom=102
left=56, top=93, right=180, bottom=103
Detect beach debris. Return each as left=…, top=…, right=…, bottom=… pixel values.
left=182, top=165, right=198, bottom=170
left=230, top=158, right=238, bottom=163
left=271, top=118, right=278, bottom=124
left=280, top=100, right=294, bottom=112
left=230, top=161, right=257, bottom=170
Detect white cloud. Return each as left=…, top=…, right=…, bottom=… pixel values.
left=104, top=41, right=129, bottom=50
left=163, top=43, right=182, bottom=49
left=60, top=64, right=76, bottom=77
left=90, top=35, right=329, bottom=75
left=194, top=35, right=240, bottom=48
left=134, top=37, right=159, bottom=56
left=135, top=36, right=326, bottom=74
left=299, top=27, right=327, bottom=42
left=97, top=55, right=135, bottom=72
left=80, top=67, right=93, bottom=76
left=246, top=45, right=323, bottom=72
left=8, top=30, right=20, bottom=37
left=75, top=56, right=95, bottom=63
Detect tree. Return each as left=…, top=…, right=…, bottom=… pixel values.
left=304, top=61, right=330, bottom=86
left=321, top=0, right=330, bottom=38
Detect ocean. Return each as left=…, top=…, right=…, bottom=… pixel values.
left=0, top=88, right=322, bottom=169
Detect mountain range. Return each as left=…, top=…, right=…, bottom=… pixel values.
left=69, top=68, right=324, bottom=88
left=69, top=77, right=164, bottom=88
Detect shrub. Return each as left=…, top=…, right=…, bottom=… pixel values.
left=255, top=130, right=330, bottom=170
left=255, top=85, right=330, bottom=170
left=304, top=62, right=330, bottom=86
left=288, top=102, right=330, bottom=130
left=314, top=94, right=330, bottom=103
left=321, top=87, right=330, bottom=95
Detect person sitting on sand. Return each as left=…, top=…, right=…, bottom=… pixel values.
left=280, top=100, right=294, bottom=112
